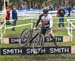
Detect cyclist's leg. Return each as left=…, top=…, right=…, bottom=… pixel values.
left=48, top=28, right=57, bottom=47
left=41, top=27, right=46, bottom=35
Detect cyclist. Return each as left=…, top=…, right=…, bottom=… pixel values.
left=35, top=9, right=57, bottom=46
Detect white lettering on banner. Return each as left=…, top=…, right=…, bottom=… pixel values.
left=2, top=49, right=22, bottom=54
left=26, top=48, right=41, bottom=54
left=10, top=38, right=20, bottom=43
left=55, top=37, right=62, bottom=41
left=49, top=48, right=70, bottom=53
left=41, top=48, right=46, bottom=53
left=26, top=48, right=33, bottom=54
left=45, top=36, right=62, bottom=42
left=26, top=48, right=46, bottom=54
left=0, top=47, right=71, bottom=55
left=46, top=38, right=53, bottom=41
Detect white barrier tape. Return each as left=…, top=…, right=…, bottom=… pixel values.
left=67, top=19, right=75, bottom=24
left=53, top=22, right=67, bottom=23
left=9, top=17, right=36, bottom=21
left=6, top=23, right=32, bottom=29
left=67, top=19, right=75, bottom=21
left=6, top=20, right=14, bottom=22
left=8, top=20, right=68, bottom=24
left=18, top=16, right=75, bottom=18
left=71, top=24, right=75, bottom=28
left=65, top=16, right=75, bottom=18
left=25, top=17, right=36, bottom=19
left=67, top=19, right=75, bottom=41
left=67, top=19, right=75, bottom=28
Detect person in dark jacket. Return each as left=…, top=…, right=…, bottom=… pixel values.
left=67, top=6, right=71, bottom=17
left=12, top=5, right=17, bottom=31
left=58, top=6, right=65, bottom=27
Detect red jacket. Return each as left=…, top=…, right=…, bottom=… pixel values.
left=6, top=7, right=11, bottom=20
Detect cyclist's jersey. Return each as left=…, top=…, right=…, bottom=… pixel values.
left=36, top=14, right=53, bottom=28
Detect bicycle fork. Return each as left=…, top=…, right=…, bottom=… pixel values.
left=29, top=33, right=39, bottom=46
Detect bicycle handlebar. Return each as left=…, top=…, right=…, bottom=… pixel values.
left=32, top=22, right=41, bottom=30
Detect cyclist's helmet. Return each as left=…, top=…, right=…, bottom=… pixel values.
left=43, top=9, right=49, bottom=14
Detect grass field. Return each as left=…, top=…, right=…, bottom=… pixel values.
left=0, top=17, right=75, bottom=61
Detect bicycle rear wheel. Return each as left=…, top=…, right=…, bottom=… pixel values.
left=19, top=29, right=32, bottom=47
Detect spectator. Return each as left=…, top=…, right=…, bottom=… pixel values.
left=12, top=5, right=17, bottom=31
left=6, top=6, right=11, bottom=25
left=67, top=6, right=71, bottom=17
left=57, top=6, right=65, bottom=27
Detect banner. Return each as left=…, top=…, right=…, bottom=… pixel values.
left=9, top=36, right=63, bottom=44
left=0, top=46, right=71, bottom=55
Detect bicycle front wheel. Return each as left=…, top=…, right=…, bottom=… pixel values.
left=19, top=29, right=32, bottom=47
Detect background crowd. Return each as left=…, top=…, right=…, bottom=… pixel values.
left=7, top=0, right=75, bottom=10
left=0, top=0, right=75, bottom=31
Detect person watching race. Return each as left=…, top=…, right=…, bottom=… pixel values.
left=35, top=9, right=57, bottom=47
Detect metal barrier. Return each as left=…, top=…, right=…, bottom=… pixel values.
left=67, top=19, right=75, bottom=41
left=0, top=12, right=6, bottom=43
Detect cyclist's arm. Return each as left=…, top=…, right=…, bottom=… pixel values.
left=36, top=14, right=43, bottom=27
left=49, top=15, right=53, bottom=28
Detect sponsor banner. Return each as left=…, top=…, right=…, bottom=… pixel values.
left=0, top=46, right=71, bottom=55
left=45, top=36, right=63, bottom=42
left=3, top=36, right=70, bottom=44
left=8, top=36, right=63, bottom=44
left=9, top=38, right=21, bottom=44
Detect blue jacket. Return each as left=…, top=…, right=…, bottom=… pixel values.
left=12, top=9, right=17, bottom=20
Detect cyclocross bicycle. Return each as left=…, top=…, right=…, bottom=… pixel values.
left=19, top=22, right=45, bottom=49
left=19, top=22, right=57, bottom=54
